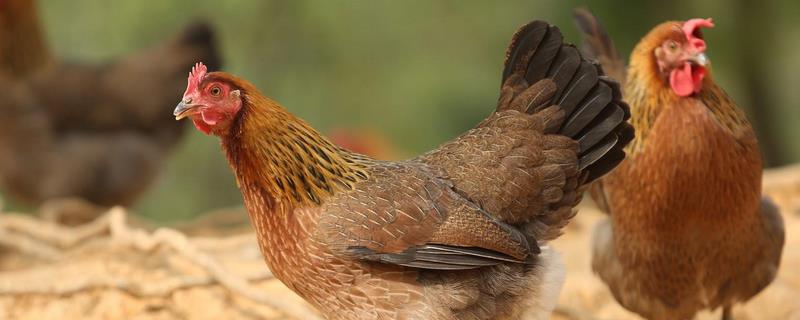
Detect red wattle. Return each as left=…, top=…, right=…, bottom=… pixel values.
left=670, top=63, right=694, bottom=97
left=670, top=63, right=706, bottom=97
left=192, top=118, right=212, bottom=135
left=201, top=110, right=223, bottom=125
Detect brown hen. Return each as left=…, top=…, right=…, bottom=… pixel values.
left=574, top=10, right=785, bottom=320
left=175, top=20, right=632, bottom=319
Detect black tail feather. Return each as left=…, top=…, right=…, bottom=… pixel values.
left=547, top=46, right=581, bottom=104
left=577, top=103, right=625, bottom=152
left=500, top=20, right=634, bottom=184
left=556, top=61, right=598, bottom=116
left=584, top=149, right=625, bottom=182
left=502, top=21, right=549, bottom=83
left=525, top=27, right=562, bottom=84
left=561, top=81, right=612, bottom=137
left=579, top=134, right=618, bottom=170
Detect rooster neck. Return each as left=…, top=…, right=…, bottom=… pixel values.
left=221, top=96, right=369, bottom=211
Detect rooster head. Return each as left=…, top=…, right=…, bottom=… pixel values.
left=174, top=62, right=243, bottom=135
left=652, top=18, right=714, bottom=97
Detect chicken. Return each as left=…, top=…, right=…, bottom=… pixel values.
left=0, top=0, right=222, bottom=208
left=573, top=11, right=785, bottom=320
left=174, top=20, right=632, bottom=319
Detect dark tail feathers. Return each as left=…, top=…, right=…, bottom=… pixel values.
left=499, top=20, right=634, bottom=183
left=572, top=7, right=627, bottom=83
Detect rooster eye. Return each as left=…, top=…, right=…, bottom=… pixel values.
left=210, top=86, right=222, bottom=97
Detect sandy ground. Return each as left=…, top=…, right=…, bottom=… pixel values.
left=0, top=165, right=798, bottom=320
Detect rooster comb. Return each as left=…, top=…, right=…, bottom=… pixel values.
left=682, top=18, right=714, bottom=52
left=186, top=62, right=208, bottom=94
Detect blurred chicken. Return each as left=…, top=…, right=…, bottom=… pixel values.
left=574, top=9, right=785, bottom=320
left=0, top=0, right=222, bottom=209
left=0, top=0, right=51, bottom=77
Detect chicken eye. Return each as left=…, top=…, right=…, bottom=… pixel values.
left=667, top=40, right=679, bottom=51
left=210, top=86, right=222, bottom=97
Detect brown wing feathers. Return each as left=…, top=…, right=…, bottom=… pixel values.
left=325, top=164, right=534, bottom=270
left=501, top=21, right=633, bottom=183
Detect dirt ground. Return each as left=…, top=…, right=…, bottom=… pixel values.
left=0, top=165, right=798, bottom=320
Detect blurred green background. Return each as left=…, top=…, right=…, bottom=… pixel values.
left=25, top=0, right=800, bottom=222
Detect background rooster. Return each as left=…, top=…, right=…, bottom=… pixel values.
left=174, top=18, right=632, bottom=319
left=0, top=0, right=221, bottom=211
left=574, top=9, right=785, bottom=320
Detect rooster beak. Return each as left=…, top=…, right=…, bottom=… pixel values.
left=688, top=53, right=709, bottom=67
left=174, top=98, right=200, bottom=120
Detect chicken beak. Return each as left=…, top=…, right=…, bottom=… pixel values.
left=174, top=99, right=200, bottom=120
left=688, top=52, right=709, bottom=67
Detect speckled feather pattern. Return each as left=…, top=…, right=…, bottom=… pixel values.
left=209, top=20, right=632, bottom=319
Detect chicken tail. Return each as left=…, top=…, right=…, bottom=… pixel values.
left=499, top=21, right=634, bottom=183
left=572, top=7, right=626, bottom=84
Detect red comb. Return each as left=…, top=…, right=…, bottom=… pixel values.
left=185, top=62, right=207, bottom=95
left=682, top=18, right=714, bottom=52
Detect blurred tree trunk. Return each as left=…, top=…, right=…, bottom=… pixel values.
left=732, top=0, right=790, bottom=167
